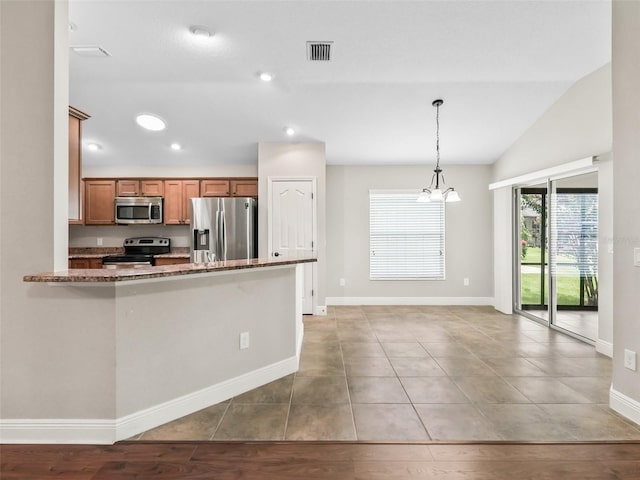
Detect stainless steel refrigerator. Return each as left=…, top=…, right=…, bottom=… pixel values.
left=190, top=197, right=258, bottom=262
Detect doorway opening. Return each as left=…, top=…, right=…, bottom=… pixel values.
left=514, top=172, right=598, bottom=341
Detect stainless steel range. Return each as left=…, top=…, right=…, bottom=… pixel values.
left=102, top=237, right=170, bottom=269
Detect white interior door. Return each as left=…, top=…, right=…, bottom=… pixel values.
left=269, top=179, right=316, bottom=314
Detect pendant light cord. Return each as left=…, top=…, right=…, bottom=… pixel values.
left=435, top=101, right=440, bottom=169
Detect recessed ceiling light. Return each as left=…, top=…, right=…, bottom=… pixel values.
left=87, top=143, right=102, bottom=151
left=136, top=113, right=166, bottom=131
left=284, top=127, right=296, bottom=136
left=189, top=25, right=213, bottom=39
left=170, top=143, right=182, bottom=151
left=259, top=72, right=274, bottom=82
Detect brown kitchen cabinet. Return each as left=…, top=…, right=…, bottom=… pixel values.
left=84, top=180, right=116, bottom=225
left=69, top=106, right=90, bottom=224
left=200, top=179, right=230, bottom=197
left=231, top=179, right=258, bottom=197
left=164, top=179, right=199, bottom=224
left=117, top=179, right=164, bottom=197
left=154, top=257, right=190, bottom=266
left=68, top=258, right=103, bottom=269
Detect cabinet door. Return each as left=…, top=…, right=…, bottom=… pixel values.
left=182, top=180, right=200, bottom=224
left=85, top=180, right=116, bottom=225
left=154, top=257, right=190, bottom=266
left=141, top=180, right=164, bottom=197
left=200, top=179, right=230, bottom=197
left=69, top=259, right=90, bottom=269
left=117, top=180, right=140, bottom=196
left=89, top=258, right=104, bottom=269
left=163, top=180, right=183, bottom=224
left=231, top=179, right=258, bottom=197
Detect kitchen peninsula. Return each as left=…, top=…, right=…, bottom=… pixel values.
left=18, top=257, right=315, bottom=444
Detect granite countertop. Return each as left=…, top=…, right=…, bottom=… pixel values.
left=24, top=257, right=317, bottom=283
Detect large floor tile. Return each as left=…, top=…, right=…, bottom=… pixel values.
left=232, top=375, right=294, bottom=404
left=389, top=357, right=447, bottom=376
left=213, top=404, right=289, bottom=440
left=292, top=376, right=350, bottom=404
left=539, top=404, right=640, bottom=440
left=452, top=376, right=531, bottom=404
left=557, top=376, right=612, bottom=403
left=414, top=404, right=500, bottom=440
left=348, top=376, right=410, bottom=403
left=480, top=357, right=547, bottom=377
left=381, top=342, right=429, bottom=357
left=433, top=356, right=497, bottom=376
left=341, top=342, right=386, bottom=358
left=344, top=356, right=396, bottom=376
left=476, top=404, right=575, bottom=441
left=297, top=352, right=345, bottom=376
left=285, top=404, right=356, bottom=440
left=420, top=342, right=475, bottom=357
left=140, top=403, right=229, bottom=440
left=352, top=404, right=428, bottom=440
left=400, top=377, right=470, bottom=404
left=505, top=377, right=593, bottom=404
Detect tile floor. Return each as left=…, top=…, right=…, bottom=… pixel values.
left=132, top=306, right=640, bottom=441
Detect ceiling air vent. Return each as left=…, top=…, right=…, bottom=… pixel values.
left=70, top=45, right=111, bottom=57
left=307, top=41, right=332, bottom=61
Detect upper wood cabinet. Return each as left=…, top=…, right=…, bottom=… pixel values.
left=164, top=179, right=199, bottom=225
left=84, top=180, right=116, bottom=225
left=231, top=179, right=258, bottom=197
left=117, top=179, right=165, bottom=197
left=68, top=106, right=90, bottom=224
left=200, top=179, right=230, bottom=197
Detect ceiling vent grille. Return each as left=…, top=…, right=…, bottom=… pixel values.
left=307, top=42, right=332, bottom=61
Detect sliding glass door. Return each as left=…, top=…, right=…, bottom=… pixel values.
left=514, top=172, right=598, bottom=342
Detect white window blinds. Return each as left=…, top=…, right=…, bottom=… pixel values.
left=369, top=191, right=445, bottom=280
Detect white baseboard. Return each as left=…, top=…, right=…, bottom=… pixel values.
left=596, top=339, right=613, bottom=358
left=610, top=387, right=640, bottom=427
left=326, top=296, right=494, bottom=306
left=0, top=356, right=299, bottom=444
left=0, top=419, right=116, bottom=444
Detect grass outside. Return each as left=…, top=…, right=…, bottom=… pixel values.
left=521, top=273, right=581, bottom=306
left=521, top=246, right=575, bottom=265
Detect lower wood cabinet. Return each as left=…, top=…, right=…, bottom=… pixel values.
left=69, top=258, right=103, bottom=269
left=154, top=257, right=190, bottom=266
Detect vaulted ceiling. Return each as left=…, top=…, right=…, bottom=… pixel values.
left=69, top=0, right=611, bottom=168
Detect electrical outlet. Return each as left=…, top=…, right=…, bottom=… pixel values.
left=463, top=278, right=469, bottom=286
left=339, top=278, right=346, bottom=286
left=624, top=349, right=637, bottom=371
left=634, top=248, right=640, bottom=267
left=97, top=237, right=103, bottom=246
left=239, top=332, right=250, bottom=350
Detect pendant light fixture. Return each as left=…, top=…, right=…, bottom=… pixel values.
left=417, top=99, right=461, bottom=203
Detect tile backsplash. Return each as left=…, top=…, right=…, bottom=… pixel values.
left=69, top=225, right=190, bottom=248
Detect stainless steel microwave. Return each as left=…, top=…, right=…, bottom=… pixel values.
left=115, top=197, right=163, bottom=224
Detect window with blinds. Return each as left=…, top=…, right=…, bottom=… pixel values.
left=369, top=191, right=445, bottom=280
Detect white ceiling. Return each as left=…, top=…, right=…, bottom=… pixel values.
left=69, top=0, right=611, bottom=168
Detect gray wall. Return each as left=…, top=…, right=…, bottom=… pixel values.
left=258, top=142, right=327, bottom=309
left=612, top=0, right=640, bottom=407
left=492, top=63, right=612, bottom=183
left=326, top=165, right=493, bottom=302
left=0, top=0, right=116, bottom=420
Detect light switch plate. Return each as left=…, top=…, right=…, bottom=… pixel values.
left=634, top=248, right=640, bottom=266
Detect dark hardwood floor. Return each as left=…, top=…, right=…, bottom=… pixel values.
left=2, top=441, right=640, bottom=479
